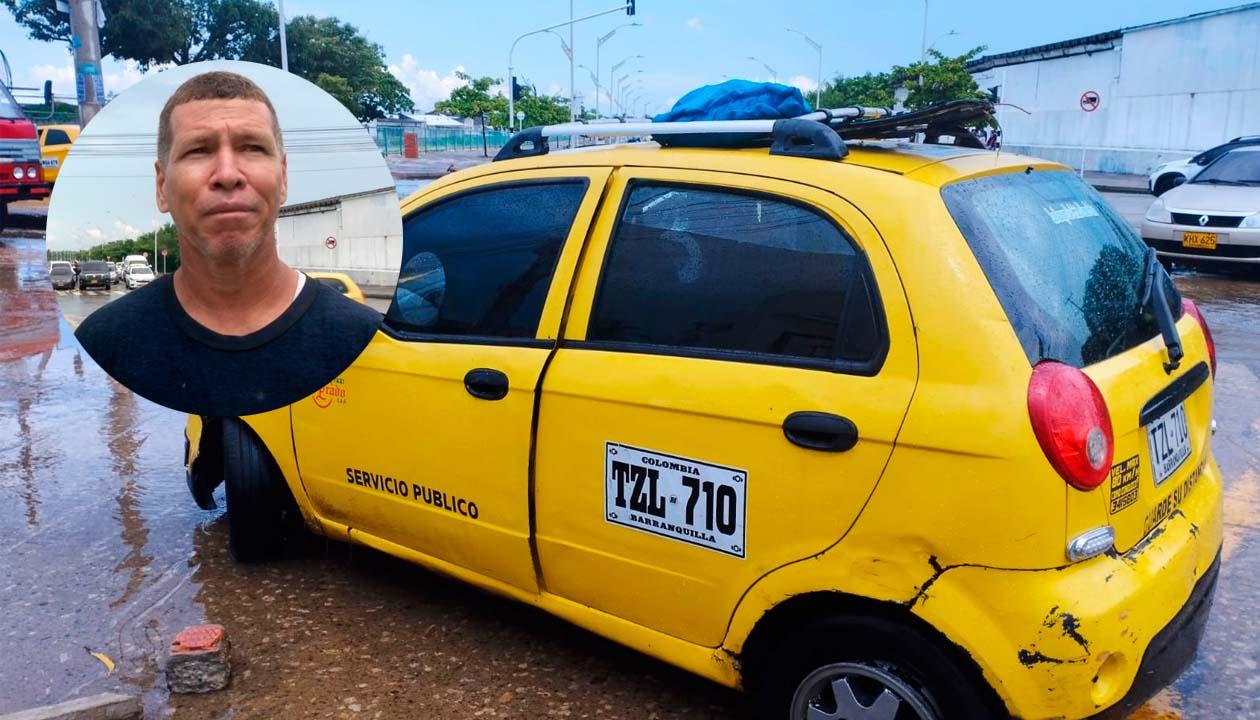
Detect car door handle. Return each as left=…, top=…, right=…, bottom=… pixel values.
left=782, top=411, right=859, bottom=452
left=464, top=368, right=509, bottom=401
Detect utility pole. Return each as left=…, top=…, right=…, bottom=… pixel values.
left=569, top=0, right=576, bottom=121
left=68, top=0, right=105, bottom=126
left=277, top=0, right=289, bottom=71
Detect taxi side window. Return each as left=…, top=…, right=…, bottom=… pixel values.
left=587, top=183, right=884, bottom=371
left=45, top=129, right=71, bottom=145
left=387, top=180, right=588, bottom=340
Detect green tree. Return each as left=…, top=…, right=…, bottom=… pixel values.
left=285, top=15, right=413, bottom=121
left=891, top=46, right=989, bottom=111
left=2, top=0, right=276, bottom=68
left=432, top=72, right=508, bottom=125
left=3, top=1, right=412, bottom=121
left=65, top=223, right=182, bottom=272
left=817, top=72, right=895, bottom=110
left=432, top=73, right=573, bottom=129
left=514, top=83, right=572, bottom=127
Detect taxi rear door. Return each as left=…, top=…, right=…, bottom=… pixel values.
left=533, top=168, right=918, bottom=646
left=292, top=167, right=611, bottom=593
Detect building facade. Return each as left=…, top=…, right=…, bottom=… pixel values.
left=276, top=186, right=402, bottom=289
left=969, top=3, right=1260, bottom=175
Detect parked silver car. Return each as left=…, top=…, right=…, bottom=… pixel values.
left=1142, top=146, right=1260, bottom=266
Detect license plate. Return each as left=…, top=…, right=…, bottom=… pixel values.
left=1146, top=402, right=1191, bottom=486
left=1182, top=231, right=1217, bottom=250
left=605, top=442, right=746, bottom=558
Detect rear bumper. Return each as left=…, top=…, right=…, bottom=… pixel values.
left=0, top=185, right=50, bottom=201
left=912, top=457, right=1223, bottom=720
left=1089, top=553, right=1219, bottom=719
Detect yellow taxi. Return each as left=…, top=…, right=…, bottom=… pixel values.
left=305, top=271, right=367, bottom=304
left=185, top=105, right=1222, bottom=720
left=37, top=123, right=79, bottom=185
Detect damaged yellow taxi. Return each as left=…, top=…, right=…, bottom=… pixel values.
left=186, top=104, right=1222, bottom=719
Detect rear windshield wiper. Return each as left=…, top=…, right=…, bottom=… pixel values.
left=1140, top=247, right=1183, bottom=373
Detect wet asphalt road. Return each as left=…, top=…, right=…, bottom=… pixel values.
left=3, top=194, right=1260, bottom=719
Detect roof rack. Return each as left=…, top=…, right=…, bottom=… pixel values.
left=493, top=99, right=994, bottom=163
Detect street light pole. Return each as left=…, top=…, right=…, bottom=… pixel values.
left=747, top=56, right=778, bottom=82
left=787, top=28, right=822, bottom=109
left=508, top=2, right=633, bottom=130
left=595, top=22, right=640, bottom=117
left=920, top=0, right=929, bottom=61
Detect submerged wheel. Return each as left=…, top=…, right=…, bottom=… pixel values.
left=751, top=613, right=1002, bottom=720
left=221, top=418, right=301, bottom=562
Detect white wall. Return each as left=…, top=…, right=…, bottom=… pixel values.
left=276, top=188, right=402, bottom=288
left=973, top=6, right=1260, bottom=175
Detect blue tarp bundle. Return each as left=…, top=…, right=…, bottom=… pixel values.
left=650, top=79, right=812, bottom=147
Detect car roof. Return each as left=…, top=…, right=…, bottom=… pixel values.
left=424, top=141, right=1053, bottom=195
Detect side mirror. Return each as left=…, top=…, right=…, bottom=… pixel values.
left=1172, top=176, right=1187, bottom=188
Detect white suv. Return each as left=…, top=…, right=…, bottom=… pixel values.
left=1149, top=135, right=1260, bottom=196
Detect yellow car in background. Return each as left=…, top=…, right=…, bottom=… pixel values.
left=37, top=124, right=79, bottom=185
left=306, top=271, right=366, bottom=304
left=185, top=108, right=1222, bottom=719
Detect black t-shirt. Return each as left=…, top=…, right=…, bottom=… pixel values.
left=75, top=273, right=381, bottom=416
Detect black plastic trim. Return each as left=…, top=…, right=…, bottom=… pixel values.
left=494, top=127, right=550, bottom=162
left=1139, top=361, right=1210, bottom=427
left=562, top=339, right=879, bottom=376
left=582, top=178, right=891, bottom=377
left=782, top=411, right=859, bottom=451
left=464, top=368, right=509, bottom=400
left=769, top=119, right=847, bottom=160
left=380, top=323, right=552, bottom=348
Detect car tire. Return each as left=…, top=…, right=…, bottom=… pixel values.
left=221, top=418, right=302, bottom=563
left=1153, top=173, right=1183, bottom=196
left=749, top=613, right=1004, bottom=720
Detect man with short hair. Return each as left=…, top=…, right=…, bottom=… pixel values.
left=76, top=71, right=381, bottom=416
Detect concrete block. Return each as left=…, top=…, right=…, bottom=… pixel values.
left=165, top=624, right=231, bottom=693
left=0, top=693, right=141, bottom=720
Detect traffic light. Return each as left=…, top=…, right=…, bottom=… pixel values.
left=43, top=80, right=53, bottom=107
left=626, top=0, right=635, bottom=15
left=511, top=76, right=523, bottom=102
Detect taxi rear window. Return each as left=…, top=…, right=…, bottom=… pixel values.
left=942, top=169, right=1179, bottom=368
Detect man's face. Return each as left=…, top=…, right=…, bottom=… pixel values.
left=156, top=98, right=287, bottom=263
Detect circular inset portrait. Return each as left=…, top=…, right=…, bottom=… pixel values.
left=47, top=60, right=398, bottom=417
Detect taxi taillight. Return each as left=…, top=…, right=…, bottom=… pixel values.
left=1182, top=299, right=1216, bottom=376
left=1027, top=361, right=1114, bottom=491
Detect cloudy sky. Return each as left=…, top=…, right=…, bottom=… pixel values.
left=43, top=61, right=393, bottom=251
left=2, top=0, right=1243, bottom=118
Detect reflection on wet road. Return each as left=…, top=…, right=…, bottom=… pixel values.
left=1, top=236, right=1259, bottom=718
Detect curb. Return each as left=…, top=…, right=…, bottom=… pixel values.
left=0, top=694, right=141, bottom=720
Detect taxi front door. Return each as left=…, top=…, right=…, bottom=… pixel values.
left=292, top=167, right=611, bottom=594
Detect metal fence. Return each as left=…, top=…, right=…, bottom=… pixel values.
left=375, top=125, right=512, bottom=155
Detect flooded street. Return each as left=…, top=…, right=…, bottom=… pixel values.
left=3, top=227, right=1260, bottom=719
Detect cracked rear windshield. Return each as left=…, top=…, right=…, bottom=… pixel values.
left=942, top=169, right=1177, bottom=368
